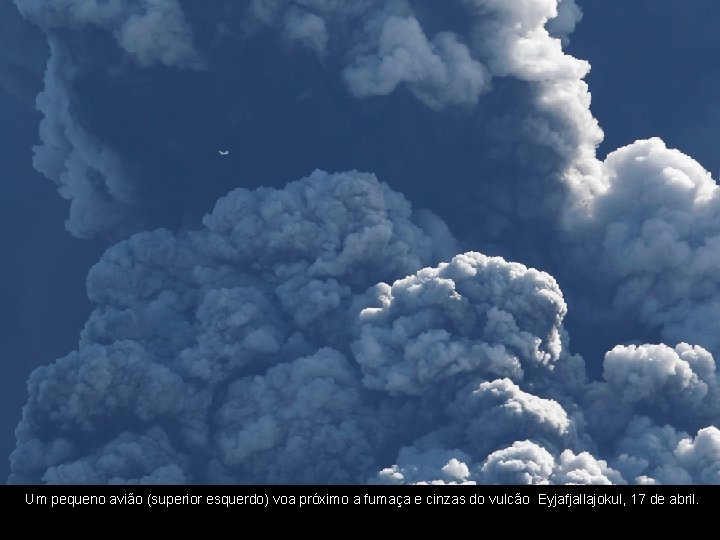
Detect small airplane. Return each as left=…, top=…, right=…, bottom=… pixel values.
left=218, top=150, right=229, bottom=156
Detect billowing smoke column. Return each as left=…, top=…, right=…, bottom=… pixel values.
left=10, top=170, right=443, bottom=483
left=12, top=0, right=598, bottom=248
left=10, top=170, right=720, bottom=484
left=8, top=0, right=720, bottom=483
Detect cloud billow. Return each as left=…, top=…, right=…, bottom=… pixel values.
left=10, top=169, right=720, bottom=484
left=8, top=0, right=720, bottom=484
left=10, top=170, right=442, bottom=483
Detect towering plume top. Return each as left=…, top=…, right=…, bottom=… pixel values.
left=14, top=0, right=595, bottom=241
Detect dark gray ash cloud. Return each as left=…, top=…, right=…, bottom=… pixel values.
left=10, top=170, right=720, bottom=485
left=7, top=0, right=720, bottom=484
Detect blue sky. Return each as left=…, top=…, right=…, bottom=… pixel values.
left=569, top=0, right=720, bottom=173
left=2, top=1, right=720, bottom=484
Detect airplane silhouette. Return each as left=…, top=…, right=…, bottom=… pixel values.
left=218, top=150, right=229, bottom=156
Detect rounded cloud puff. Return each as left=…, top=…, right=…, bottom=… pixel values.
left=9, top=170, right=442, bottom=483
left=353, top=252, right=567, bottom=395
left=573, top=138, right=720, bottom=355
left=603, top=343, right=719, bottom=427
